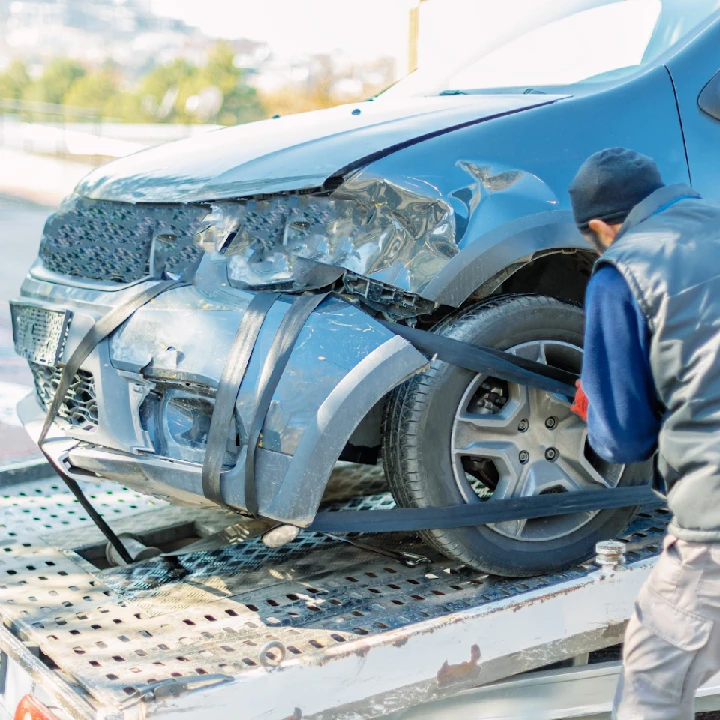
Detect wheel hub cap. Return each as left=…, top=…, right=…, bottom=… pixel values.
left=451, top=339, right=622, bottom=542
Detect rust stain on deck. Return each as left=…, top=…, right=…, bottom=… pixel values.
left=437, top=644, right=481, bottom=688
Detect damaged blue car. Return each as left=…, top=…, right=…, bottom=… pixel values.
left=11, top=0, right=720, bottom=575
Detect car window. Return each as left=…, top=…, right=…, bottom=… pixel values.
left=448, top=0, right=660, bottom=90
left=382, top=0, right=720, bottom=98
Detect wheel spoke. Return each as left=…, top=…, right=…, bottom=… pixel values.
left=454, top=384, right=530, bottom=452
left=453, top=419, right=522, bottom=455
left=553, top=419, right=614, bottom=489
left=486, top=451, right=528, bottom=539
left=507, top=342, right=546, bottom=364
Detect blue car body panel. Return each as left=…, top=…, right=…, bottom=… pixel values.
left=14, top=11, right=720, bottom=524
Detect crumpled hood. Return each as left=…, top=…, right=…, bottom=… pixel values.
left=76, top=94, right=565, bottom=203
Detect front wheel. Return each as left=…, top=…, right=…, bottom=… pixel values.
left=382, top=294, right=651, bottom=577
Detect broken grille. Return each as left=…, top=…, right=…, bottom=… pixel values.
left=29, top=361, right=98, bottom=430
left=38, top=197, right=209, bottom=284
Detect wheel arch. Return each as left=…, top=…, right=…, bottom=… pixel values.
left=420, top=211, right=591, bottom=307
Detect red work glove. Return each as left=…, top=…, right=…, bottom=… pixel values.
left=571, top=380, right=589, bottom=422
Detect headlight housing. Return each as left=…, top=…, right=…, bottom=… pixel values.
left=194, top=178, right=458, bottom=295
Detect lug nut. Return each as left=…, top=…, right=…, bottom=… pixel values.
left=518, top=419, right=529, bottom=432
left=545, top=447, right=558, bottom=462
left=519, top=451, right=530, bottom=464
left=545, top=417, right=557, bottom=429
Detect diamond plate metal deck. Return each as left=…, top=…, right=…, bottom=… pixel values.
left=0, top=464, right=669, bottom=717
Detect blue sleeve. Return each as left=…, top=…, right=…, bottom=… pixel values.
left=581, top=265, right=660, bottom=464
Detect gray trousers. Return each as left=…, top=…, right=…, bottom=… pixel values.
left=614, top=536, right=720, bottom=719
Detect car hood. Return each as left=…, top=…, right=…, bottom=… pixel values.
left=76, top=94, right=566, bottom=203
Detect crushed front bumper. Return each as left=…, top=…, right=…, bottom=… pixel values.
left=15, top=274, right=427, bottom=526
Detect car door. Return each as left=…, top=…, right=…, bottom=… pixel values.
left=665, top=14, right=720, bottom=199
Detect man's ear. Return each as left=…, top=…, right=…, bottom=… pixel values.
left=587, top=219, right=621, bottom=249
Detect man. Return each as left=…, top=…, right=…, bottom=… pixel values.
left=568, top=147, right=720, bottom=720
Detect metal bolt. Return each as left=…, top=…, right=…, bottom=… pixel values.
left=518, top=419, right=529, bottom=432
left=595, top=540, right=626, bottom=571
left=545, top=447, right=558, bottom=461
left=519, top=451, right=530, bottom=464
left=545, top=417, right=557, bottom=429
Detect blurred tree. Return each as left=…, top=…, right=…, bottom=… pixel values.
left=136, top=43, right=265, bottom=125
left=138, top=57, right=196, bottom=121
left=23, top=58, right=86, bottom=105
left=63, top=65, right=146, bottom=121
left=0, top=60, right=31, bottom=100
left=198, top=41, right=265, bottom=125
left=257, top=54, right=380, bottom=118
left=64, top=67, right=118, bottom=110
left=258, top=85, right=337, bottom=118
left=2, top=40, right=387, bottom=126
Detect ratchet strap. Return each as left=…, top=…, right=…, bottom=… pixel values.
left=204, top=294, right=658, bottom=526
left=227, top=297, right=660, bottom=531
left=38, top=280, right=186, bottom=564
left=305, top=322, right=661, bottom=532
left=38, top=280, right=186, bottom=445
left=380, top=320, right=578, bottom=398
left=47, top=462, right=136, bottom=565
left=309, top=484, right=664, bottom=533
left=201, top=292, right=280, bottom=505
left=243, top=293, right=329, bottom=516
left=39, top=283, right=662, bottom=561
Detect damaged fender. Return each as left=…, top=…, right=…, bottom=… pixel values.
left=26, top=278, right=427, bottom=525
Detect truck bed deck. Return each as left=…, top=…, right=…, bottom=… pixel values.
left=0, top=464, right=670, bottom=719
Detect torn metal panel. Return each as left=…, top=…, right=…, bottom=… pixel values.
left=207, top=178, right=456, bottom=296
left=33, top=149, right=573, bottom=306
left=74, top=95, right=565, bottom=203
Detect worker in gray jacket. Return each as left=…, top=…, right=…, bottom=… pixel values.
left=568, top=147, right=720, bottom=720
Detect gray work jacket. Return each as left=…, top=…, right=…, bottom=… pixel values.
left=598, top=183, right=720, bottom=542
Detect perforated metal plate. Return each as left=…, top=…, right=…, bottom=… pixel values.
left=0, top=464, right=669, bottom=715
left=10, top=303, right=72, bottom=367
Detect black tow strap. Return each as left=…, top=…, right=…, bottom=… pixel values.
left=243, top=293, right=329, bottom=516
left=40, top=286, right=662, bottom=559
left=303, top=321, right=661, bottom=533
left=205, top=294, right=660, bottom=530
left=201, top=292, right=280, bottom=505
left=309, top=485, right=664, bottom=533
left=380, top=320, right=578, bottom=398
left=39, top=280, right=186, bottom=564
left=39, top=281, right=186, bottom=445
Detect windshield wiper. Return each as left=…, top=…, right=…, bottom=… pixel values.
left=439, top=89, right=467, bottom=95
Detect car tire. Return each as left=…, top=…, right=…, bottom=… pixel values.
left=382, top=294, right=651, bottom=577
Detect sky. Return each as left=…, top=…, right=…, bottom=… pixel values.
left=149, top=0, right=413, bottom=63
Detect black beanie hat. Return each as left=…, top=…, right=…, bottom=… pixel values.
left=568, top=148, right=664, bottom=232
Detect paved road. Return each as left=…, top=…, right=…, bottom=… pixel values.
left=0, top=195, right=53, bottom=465
left=0, top=194, right=50, bottom=306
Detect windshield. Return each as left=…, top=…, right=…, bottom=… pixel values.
left=383, top=0, right=720, bottom=97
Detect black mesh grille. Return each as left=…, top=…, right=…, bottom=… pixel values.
left=29, top=362, right=98, bottom=430
left=39, top=197, right=209, bottom=284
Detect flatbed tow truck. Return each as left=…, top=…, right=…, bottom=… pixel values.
left=1, top=462, right=719, bottom=720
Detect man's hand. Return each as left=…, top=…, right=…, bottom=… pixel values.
left=571, top=380, right=589, bottom=422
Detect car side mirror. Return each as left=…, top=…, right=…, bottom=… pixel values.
left=699, top=70, right=720, bottom=121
